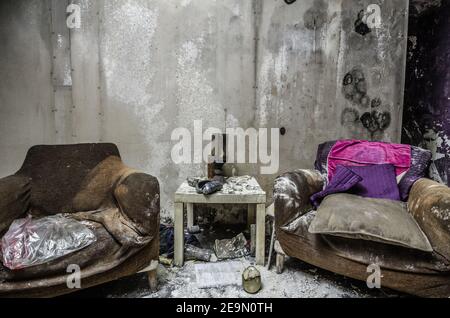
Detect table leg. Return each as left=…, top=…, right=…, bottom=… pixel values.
left=256, top=203, right=266, bottom=266
left=174, top=202, right=184, bottom=267
left=247, top=204, right=256, bottom=226
left=187, top=203, right=194, bottom=229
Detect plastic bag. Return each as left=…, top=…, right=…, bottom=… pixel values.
left=1, top=215, right=96, bottom=270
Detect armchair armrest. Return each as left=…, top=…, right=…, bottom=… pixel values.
left=0, top=175, right=31, bottom=232
left=114, top=172, right=160, bottom=237
left=408, top=178, right=450, bottom=260
left=273, top=169, right=324, bottom=228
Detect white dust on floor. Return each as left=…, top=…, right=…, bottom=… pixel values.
left=144, top=257, right=381, bottom=298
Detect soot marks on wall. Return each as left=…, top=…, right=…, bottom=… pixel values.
left=341, top=67, right=392, bottom=138
left=0, top=0, right=410, bottom=219
left=360, top=110, right=391, bottom=134
left=342, top=67, right=369, bottom=108
left=354, top=9, right=371, bottom=36
left=402, top=0, right=450, bottom=184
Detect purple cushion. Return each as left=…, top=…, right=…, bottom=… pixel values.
left=310, top=165, right=362, bottom=209
left=314, top=141, right=432, bottom=201
left=347, top=164, right=401, bottom=201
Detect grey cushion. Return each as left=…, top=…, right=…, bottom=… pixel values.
left=308, top=193, right=433, bottom=252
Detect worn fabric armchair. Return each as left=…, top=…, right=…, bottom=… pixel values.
left=0, top=143, right=159, bottom=297
left=274, top=169, right=450, bottom=297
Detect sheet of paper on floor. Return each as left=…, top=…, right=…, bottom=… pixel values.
left=195, top=261, right=243, bottom=289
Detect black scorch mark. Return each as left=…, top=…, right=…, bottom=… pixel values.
left=355, top=10, right=371, bottom=36
left=360, top=110, right=391, bottom=133
left=371, top=97, right=382, bottom=108
left=341, top=69, right=392, bottom=134
left=342, top=67, right=369, bottom=108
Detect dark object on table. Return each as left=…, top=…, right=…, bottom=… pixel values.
left=284, top=0, right=296, bottom=4
left=187, top=177, right=204, bottom=188
left=0, top=143, right=160, bottom=297
left=195, top=179, right=224, bottom=195
left=274, top=141, right=450, bottom=297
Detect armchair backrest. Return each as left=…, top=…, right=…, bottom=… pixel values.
left=15, top=143, right=121, bottom=215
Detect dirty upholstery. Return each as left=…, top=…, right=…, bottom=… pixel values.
left=309, top=194, right=432, bottom=252
left=274, top=169, right=450, bottom=297
left=0, top=143, right=159, bottom=297
left=408, top=178, right=450, bottom=261
left=0, top=175, right=31, bottom=233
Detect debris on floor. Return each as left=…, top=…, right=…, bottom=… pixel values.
left=242, top=266, right=262, bottom=294
left=194, top=261, right=242, bottom=289
left=159, top=223, right=200, bottom=258
left=185, top=244, right=216, bottom=262
left=214, top=233, right=249, bottom=260
left=60, top=255, right=404, bottom=298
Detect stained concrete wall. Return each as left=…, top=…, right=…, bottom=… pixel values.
left=402, top=0, right=450, bottom=185
left=0, top=0, right=54, bottom=173
left=0, top=0, right=409, bottom=220
left=256, top=0, right=409, bottom=179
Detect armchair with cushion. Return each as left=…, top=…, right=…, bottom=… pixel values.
left=273, top=141, right=450, bottom=297
left=0, top=143, right=159, bottom=297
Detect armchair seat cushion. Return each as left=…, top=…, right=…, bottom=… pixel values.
left=0, top=221, right=120, bottom=282
left=280, top=211, right=450, bottom=275
left=308, top=193, right=433, bottom=252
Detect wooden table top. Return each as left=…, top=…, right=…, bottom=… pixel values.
left=174, top=175, right=266, bottom=204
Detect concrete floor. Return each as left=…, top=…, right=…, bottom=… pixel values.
left=62, top=223, right=405, bottom=298
left=64, top=255, right=404, bottom=298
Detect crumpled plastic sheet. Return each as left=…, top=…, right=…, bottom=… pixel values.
left=1, top=215, right=96, bottom=270
left=214, top=233, right=249, bottom=260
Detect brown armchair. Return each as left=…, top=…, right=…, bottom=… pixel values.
left=0, top=143, right=159, bottom=297
left=273, top=169, right=450, bottom=298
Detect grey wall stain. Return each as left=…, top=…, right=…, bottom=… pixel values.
left=342, top=67, right=369, bottom=108
left=303, top=0, right=328, bottom=30
left=341, top=68, right=392, bottom=137
left=0, top=0, right=409, bottom=220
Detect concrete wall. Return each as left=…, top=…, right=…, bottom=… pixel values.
left=0, top=0, right=409, bottom=220
left=402, top=0, right=450, bottom=185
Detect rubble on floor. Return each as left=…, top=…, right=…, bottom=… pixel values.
left=63, top=256, right=404, bottom=298
left=61, top=217, right=406, bottom=298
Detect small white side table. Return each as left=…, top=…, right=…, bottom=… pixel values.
left=173, top=177, right=266, bottom=266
